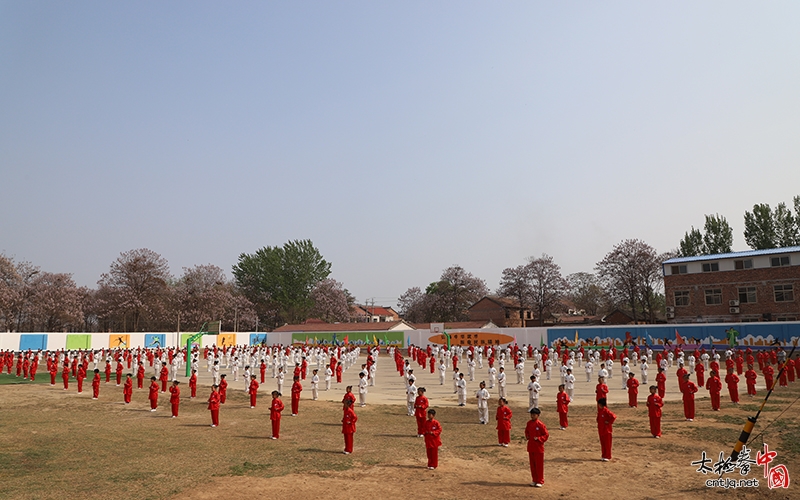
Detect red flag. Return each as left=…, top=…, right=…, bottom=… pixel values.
left=675, top=329, right=684, bottom=345
left=343, top=335, right=349, bottom=345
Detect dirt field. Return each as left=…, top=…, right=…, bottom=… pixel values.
left=1, top=356, right=798, bottom=500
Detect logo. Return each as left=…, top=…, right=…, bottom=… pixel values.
left=691, top=443, right=790, bottom=490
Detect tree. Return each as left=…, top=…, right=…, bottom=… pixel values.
left=310, top=279, right=350, bottom=323
left=176, top=264, right=235, bottom=331
left=26, top=272, right=83, bottom=332
left=678, top=214, right=733, bottom=256
left=744, top=204, right=776, bottom=250
left=527, top=254, right=569, bottom=324
left=679, top=228, right=704, bottom=257
left=0, top=254, right=22, bottom=331
left=596, top=239, right=662, bottom=324
left=430, top=266, right=488, bottom=323
left=232, top=239, right=331, bottom=327
left=97, top=248, right=173, bottom=332
left=702, top=214, right=733, bottom=254
left=397, top=287, right=427, bottom=323
left=497, top=265, right=534, bottom=325
left=774, top=201, right=798, bottom=247
left=566, top=272, right=605, bottom=316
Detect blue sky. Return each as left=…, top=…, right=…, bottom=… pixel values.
left=2, top=2, right=799, bottom=306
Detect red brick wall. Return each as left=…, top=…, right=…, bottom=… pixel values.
left=665, top=266, right=800, bottom=323
left=468, top=299, right=520, bottom=327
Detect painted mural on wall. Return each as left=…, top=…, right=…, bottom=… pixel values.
left=109, top=334, right=130, bottom=349
left=427, top=331, right=516, bottom=347
left=19, top=334, right=47, bottom=351
left=548, top=323, right=800, bottom=350
left=290, top=331, right=404, bottom=346
left=144, top=334, right=165, bottom=349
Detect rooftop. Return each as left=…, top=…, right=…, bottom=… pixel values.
left=663, top=246, right=800, bottom=265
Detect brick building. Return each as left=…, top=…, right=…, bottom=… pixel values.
left=663, top=246, right=800, bottom=323
left=467, top=296, right=534, bottom=327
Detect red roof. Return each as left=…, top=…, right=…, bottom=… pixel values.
left=411, top=321, right=495, bottom=330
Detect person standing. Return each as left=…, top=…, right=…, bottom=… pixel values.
left=646, top=385, right=663, bottom=438
left=423, top=409, right=442, bottom=470
left=148, top=376, right=159, bottom=411
left=596, top=398, right=616, bottom=461
left=527, top=375, right=541, bottom=411
left=219, top=374, right=228, bottom=404
left=169, top=380, right=180, bottom=418
left=745, top=365, right=758, bottom=397
left=725, top=368, right=740, bottom=404
left=249, top=374, right=259, bottom=408
left=496, top=398, right=512, bottom=447
left=62, top=362, right=70, bottom=390
left=91, top=369, right=101, bottom=400
left=706, top=370, right=722, bottom=411
left=189, top=369, right=198, bottom=398
left=497, top=367, right=507, bottom=399
left=681, top=373, right=697, bottom=421
left=556, top=384, right=570, bottom=430
left=414, top=387, right=429, bottom=437
left=358, top=372, right=368, bottom=407
left=270, top=391, right=284, bottom=439
left=655, top=367, right=667, bottom=399
left=595, top=376, right=609, bottom=402
left=524, top=408, right=549, bottom=488
left=208, top=385, right=220, bottom=427
left=291, top=375, right=302, bottom=416
left=626, top=373, right=640, bottom=408
left=123, top=373, right=133, bottom=404
left=310, top=369, right=319, bottom=401
left=456, top=372, right=467, bottom=407
left=342, top=399, right=358, bottom=454
left=476, top=381, right=490, bottom=424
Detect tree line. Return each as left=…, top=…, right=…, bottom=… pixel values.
left=679, top=195, right=800, bottom=257
left=2, top=237, right=673, bottom=333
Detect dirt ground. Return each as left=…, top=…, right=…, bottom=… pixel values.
left=1, top=355, right=798, bottom=500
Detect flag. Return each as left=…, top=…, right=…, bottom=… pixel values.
left=444, top=331, right=451, bottom=350
left=575, top=330, right=579, bottom=345
left=540, top=335, right=545, bottom=347
left=675, top=329, right=684, bottom=345
left=304, top=336, right=309, bottom=345
left=383, top=334, right=389, bottom=346
left=314, top=336, right=318, bottom=345
left=373, top=334, right=378, bottom=346
left=343, top=335, right=348, bottom=345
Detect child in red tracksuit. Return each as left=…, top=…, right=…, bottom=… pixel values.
left=342, top=399, right=358, bottom=454
left=208, top=385, right=220, bottom=427
left=219, top=374, right=228, bottom=403
left=189, top=369, right=197, bottom=398
left=423, top=409, right=442, bottom=469
left=626, top=373, right=640, bottom=408
left=123, top=374, right=133, bottom=403
left=596, top=398, right=616, bottom=461
left=524, top=407, right=549, bottom=487
left=169, top=380, right=181, bottom=417
left=148, top=376, right=159, bottom=411
left=745, top=365, right=758, bottom=396
left=291, top=376, right=302, bottom=416
left=270, top=391, right=284, bottom=439
left=414, top=388, right=429, bottom=437
left=495, top=398, right=512, bottom=447
left=556, top=384, right=570, bottom=430
left=725, top=369, right=740, bottom=404
left=646, top=385, right=663, bottom=438
left=91, top=369, right=101, bottom=399
left=249, top=375, right=259, bottom=408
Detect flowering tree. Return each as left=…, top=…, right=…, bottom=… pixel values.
left=310, top=278, right=351, bottom=323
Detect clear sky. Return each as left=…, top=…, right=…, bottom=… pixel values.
left=2, top=2, right=800, bottom=306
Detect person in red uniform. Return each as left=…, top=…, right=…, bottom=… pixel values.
left=676, top=363, right=688, bottom=394
left=291, top=375, right=303, bottom=416
left=626, top=373, right=640, bottom=408
left=763, top=364, right=775, bottom=391
left=249, top=374, right=259, bottom=408
left=556, top=384, right=570, bottom=430
left=595, top=376, right=609, bottom=402
left=414, top=387, right=430, bottom=437
left=91, top=369, right=101, bottom=399
left=123, top=373, right=133, bottom=403
left=159, top=364, right=169, bottom=393
left=655, top=367, right=667, bottom=399
left=524, top=407, right=549, bottom=487
left=596, top=398, right=616, bottom=461
left=169, top=380, right=181, bottom=417
left=681, top=374, right=697, bottom=421
left=136, top=363, right=145, bottom=389
left=188, top=369, right=197, bottom=398
left=495, top=397, right=512, bottom=447
left=745, top=365, right=758, bottom=396
left=104, top=360, right=112, bottom=383
left=706, top=370, right=722, bottom=411
left=342, top=398, right=358, bottom=454
left=115, top=360, right=124, bottom=386
left=725, top=368, right=740, bottom=404
left=76, top=363, right=86, bottom=393
left=342, top=385, right=356, bottom=409
left=219, top=374, right=228, bottom=403
left=646, top=385, right=663, bottom=438
left=695, top=363, right=705, bottom=388
left=148, top=376, right=159, bottom=411
left=336, top=362, right=343, bottom=383
left=208, top=385, right=220, bottom=427
left=260, top=360, right=267, bottom=383
left=61, top=362, right=70, bottom=390
left=270, top=391, right=284, bottom=439
left=429, top=355, right=436, bottom=374
left=49, top=361, right=58, bottom=386
left=423, top=409, right=442, bottom=470
left=778, top=362, right=789, bottom=387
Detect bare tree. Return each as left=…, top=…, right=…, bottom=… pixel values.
left=596, top=239, right=663, bottom=324
left=497, top=265, right=533, bottom=325
left=527, top=254, right=568, bottom=325
left=27, top=272, right=83, bottom=332
left=566, top=272, right=605, bottom=316
left=97, top=248, right=172, bottom=332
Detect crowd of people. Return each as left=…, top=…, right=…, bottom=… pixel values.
left=3, top=339, right=798, bottom=487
